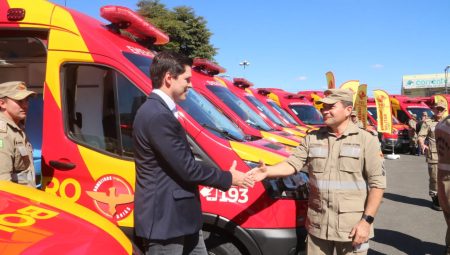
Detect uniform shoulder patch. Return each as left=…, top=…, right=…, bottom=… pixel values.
left=0, top=120, right=7, bottom=133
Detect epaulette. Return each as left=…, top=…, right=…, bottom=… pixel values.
left=0, top=120, right=7, bottom=133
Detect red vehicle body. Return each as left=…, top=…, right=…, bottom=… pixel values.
left=217, top=77, right=306, bottom=139
left=254, top=89, right=311, bottom=134
left=367, top=98, right=407, bottom=152
left=416, top=95, right=450, bottom=109
left=0, top=1, right=308, bottom=254
left=0, top=181, right=137, bottom=255
left=297, top=90, right=325, bottom=111
left=390, top=95, right=433, bottom=124
left=191, top=59, right=301, bottom=148
left=258, top=88, right=324, bottom=128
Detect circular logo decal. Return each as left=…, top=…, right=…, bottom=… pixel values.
left=86, top=175, right=134, bottom=222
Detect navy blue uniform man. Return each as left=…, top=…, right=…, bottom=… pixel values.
left=133, top=51, right=254, bottom=255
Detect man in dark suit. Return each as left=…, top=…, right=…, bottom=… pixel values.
left=133, top=51, right=254, bottom=255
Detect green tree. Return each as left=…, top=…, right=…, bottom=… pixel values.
left=137, top=0, right=217, bottom=60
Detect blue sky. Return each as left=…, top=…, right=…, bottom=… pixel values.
left=51, top=0, right=450, bottom=95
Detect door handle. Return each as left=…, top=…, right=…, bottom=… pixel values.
left=49, top=159, right=76, bottom=171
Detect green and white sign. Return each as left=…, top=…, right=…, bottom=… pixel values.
left=403, top=73, right=448, bottom=89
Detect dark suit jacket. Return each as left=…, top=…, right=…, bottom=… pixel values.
left=133, top=92, right=232, bottom=240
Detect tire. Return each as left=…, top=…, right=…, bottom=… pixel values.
left=203, top=230, right=243, bottom=255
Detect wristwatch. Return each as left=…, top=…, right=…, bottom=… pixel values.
left=362, top=214, right=374, bottom=224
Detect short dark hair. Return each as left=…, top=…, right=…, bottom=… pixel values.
left=150, top=51, right=193, bottom=89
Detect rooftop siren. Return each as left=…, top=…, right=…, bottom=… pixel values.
left=193, top=58, right=226, bottom=76
left=233, top=78, right=254, bottom=88
left=286, top=94, right=305, bottom=100
left=100, top=5, right=169, bottom=45
left=257, top=88, right=271, bottom=96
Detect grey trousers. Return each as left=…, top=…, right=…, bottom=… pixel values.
left=143, top=230, right=207, bottom=255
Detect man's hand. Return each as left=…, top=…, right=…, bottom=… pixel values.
left=248, top=160, right=269, bottom=182
left=421, top=144, right=429, bottom=155
left=229, top=160, right=254, bottom=188
left=348, top=219, right=371, bottom=247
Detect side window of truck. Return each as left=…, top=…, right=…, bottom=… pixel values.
left=63, top=64, right=146, bottom=158
left=397, top=110, right=408, bottom=124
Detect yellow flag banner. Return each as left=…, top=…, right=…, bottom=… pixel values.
left=373, top=90, right=393, bottom=134
left=326, top=71, right=335, bottom=89
left=311, top=93, right=324, bottom=111
left=354, top=84, right=368, bottom=128
left=434, top=95, right=449, bottom=118
left=340, top=80, right=359, bottom=104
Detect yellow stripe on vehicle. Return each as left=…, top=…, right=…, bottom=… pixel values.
left=229, top=141, right=286, bottom=165
left=77, top=145, right=135, bottom=226
left=7, top=0, right=54, bottom=27
left=282, top=127, right=306, bottom=138
left=0, top=181, right=132, bottom=254
left=46, top=5, right=94, bottom=109
left=260, top=131, right=299, bottom=147
left=46, top=51, right=94, bottom=109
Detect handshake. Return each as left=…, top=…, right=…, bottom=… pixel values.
left=229, top=160, right=268, bottom=188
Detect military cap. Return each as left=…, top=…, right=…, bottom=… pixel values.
left=318, top=88, right=354, bottom=105
left=434, top=101, right=446, bottom=109
left=0, top=81, right=36, bottom=100
left=351, top=110, right=358, bottom=116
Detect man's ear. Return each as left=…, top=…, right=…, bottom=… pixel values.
left=162, top=71, right=172, bottom=89
left=0, top=99, right=6, bottom=111
left=345, top=106, right=353, bottom=117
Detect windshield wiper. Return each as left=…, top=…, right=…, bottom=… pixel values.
left=202, top=124, right=244, bottom=142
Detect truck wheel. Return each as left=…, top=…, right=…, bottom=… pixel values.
left=203, top=230, right=244, bottom=255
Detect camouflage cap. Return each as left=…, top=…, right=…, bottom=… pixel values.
left=351, top=110, right=357, bottom=116
left=434, top=101, right=446, bottom=109
left=0, top=81, right=36, bottom=100
left=318, top=88, right=354, bottom=105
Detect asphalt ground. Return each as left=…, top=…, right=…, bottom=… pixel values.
left=368, top=153, right=447, bottom=255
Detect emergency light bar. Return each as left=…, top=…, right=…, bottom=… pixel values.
left=257, top=89, right=271, bottom=96
left=405, top=99, right=423, bottom=104
left=286, top=94, right=305, bottom=100
left=233, top=78, right=254, bottom=88
left=100, top=5, right=169, bottom=45
left=193, top=58, right=226, bottom=75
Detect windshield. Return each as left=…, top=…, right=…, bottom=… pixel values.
left=407, top=107, right=434, bottom=120
left=123, top=52, right=152, bottom=78
left=289, top=104, right=324, bottom=125
left=266, top=100, right=299, bottom=125
left=367, top=107, right=399, bottom=124
left=245, top=95, right=287, bottom=127
left=207, top=85, right=272, bottom=131
left=178, top=89, right=246, bottom=141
